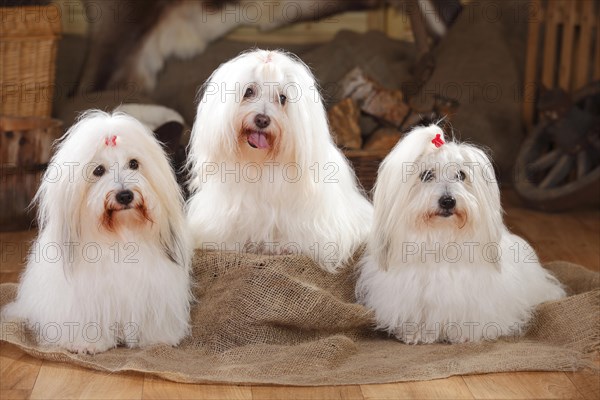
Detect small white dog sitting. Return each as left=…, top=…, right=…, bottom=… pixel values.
left=2, top=111, right=192, bottom=354
left=187, top=49, right=373, bottom=272
left=356, top=125, right=565, bottom=344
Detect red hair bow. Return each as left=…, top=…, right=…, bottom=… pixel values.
left=105, top=135, right=118, bottom=147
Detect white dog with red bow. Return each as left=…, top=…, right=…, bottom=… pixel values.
left=356, top=125, right=565, bottom=343
left=2, top=111, right=192, bottom=354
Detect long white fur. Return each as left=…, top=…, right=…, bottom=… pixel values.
left=2, top=111, right=192, bottom=354
left=356, top=125, right=566, bottom=343
left=186, top=49, right=373, bottom=272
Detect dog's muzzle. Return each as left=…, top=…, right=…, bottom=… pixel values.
left=116, top=190, right=134, bottom=206
left=246, top=114, right=272, bottom=149
left=438, top=195, right=456, bottom=217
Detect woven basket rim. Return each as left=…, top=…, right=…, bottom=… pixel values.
left=0, top=5, right=62, bottom=37
left=0, top=34, right=62, bottom=40
left=343, top=149, right=390, bottom=157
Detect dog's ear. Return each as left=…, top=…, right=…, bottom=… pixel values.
left=152, top=168, right=191, bottom=271
left=370, top=232, right=393, bottom=271
left=155, top=181, right=191, bottom=271
left=281, top=58, right=333, bottom=175
left=124, top=112, right=193, bottom=271
left=150, top=138, right=192, bottom=271
left=187, top=74, right=240, bottom=194
left=462, top=145, right=503, bottom=267
left=31, top=136, right=85, bottom=271
left=370, top=166, right=409, bottom=271
left=369, top=157, right=405, bottom=270
left=160, top=221, right=189, bottom=269
left=369, top=125, right=444, bottom=270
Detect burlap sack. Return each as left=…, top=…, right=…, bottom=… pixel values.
left=1, top=252, right=598, bottom=385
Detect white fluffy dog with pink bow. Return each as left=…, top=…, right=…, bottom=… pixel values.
left=356, top=125, right=565, bottom=343
left=2, top=111, right=192, bottom=354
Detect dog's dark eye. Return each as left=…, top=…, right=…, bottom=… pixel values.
left=458, top=170, right=466, bottom=181
left=244, top=87, right=255, bottom=98
left=420, top=170, right=434, bottom=182
left=129, top=159, right=139, bottom=170
left=279, top=94, right=287, bottom=106
left=93, top=165, right=105, bottom=177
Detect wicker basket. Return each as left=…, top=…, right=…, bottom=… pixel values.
left=0, top=5, right=61, bottom=117
left=344, top=149, right=389, bottom=194
left=0, top=116, right=63, bottom=231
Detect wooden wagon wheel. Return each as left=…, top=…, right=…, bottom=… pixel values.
left=514, top=82, right=600, bottom=211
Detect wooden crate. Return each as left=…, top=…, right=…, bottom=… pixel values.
left=0, top=116, right=63, bottom=231
left=523, top=0, right=600, bottom=130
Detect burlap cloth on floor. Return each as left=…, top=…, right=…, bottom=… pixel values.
left=1, top=251, right=598, bottom=385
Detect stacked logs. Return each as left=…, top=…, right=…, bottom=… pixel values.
left=328, top=68, right=458, bottom=152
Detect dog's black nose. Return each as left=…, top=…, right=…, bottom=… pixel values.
left=254, top=114, right=270, bottom=129
left=439, top=195, right=456, bottom=210
left=116, top=190, right=134, bottom=205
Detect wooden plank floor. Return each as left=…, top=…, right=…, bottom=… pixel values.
left=1, top=190, right=598, bottom=399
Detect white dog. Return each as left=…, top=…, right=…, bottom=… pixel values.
left=356, top=125, right=565, bottom=343
left=2, top=111, right=192, bottom=354
left=186, top=49, right=373, bottom=272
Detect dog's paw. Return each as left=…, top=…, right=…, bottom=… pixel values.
left=394, top=327, right=439, bottom=344
left=65, top=340, right=115, bottom=355
left=67, top=344, right=99, bottom=355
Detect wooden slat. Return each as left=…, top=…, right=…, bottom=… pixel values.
left=0, top=342, right=42, bottom=392
left=360, top=377, right=474, bottom=399
left=143, top=375, right=252, bottom=400
left=566, top=370, right=600, bottom=400
left=463, top=372, right=584, bottom=399
left=574, top=0, right=595, bottom=89
left=565, top=359, right=600, bottom=400
left=523, top=0, right=543, bottom=130
left=503, top=191, right=600, bottom=271
left=525, top=0, right=599, bottom=126
left=30, top=361, right=144, bottom=400
left=252, top=385, right=364, bottom=400
left=0, top=389, right=32, bottom=400
left=542, top=0, right=562, bottom=87
left=558, top=0, right=578, bottom=90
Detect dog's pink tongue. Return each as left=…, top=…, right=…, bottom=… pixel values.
left=248, top=131, right=269, bottom=149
